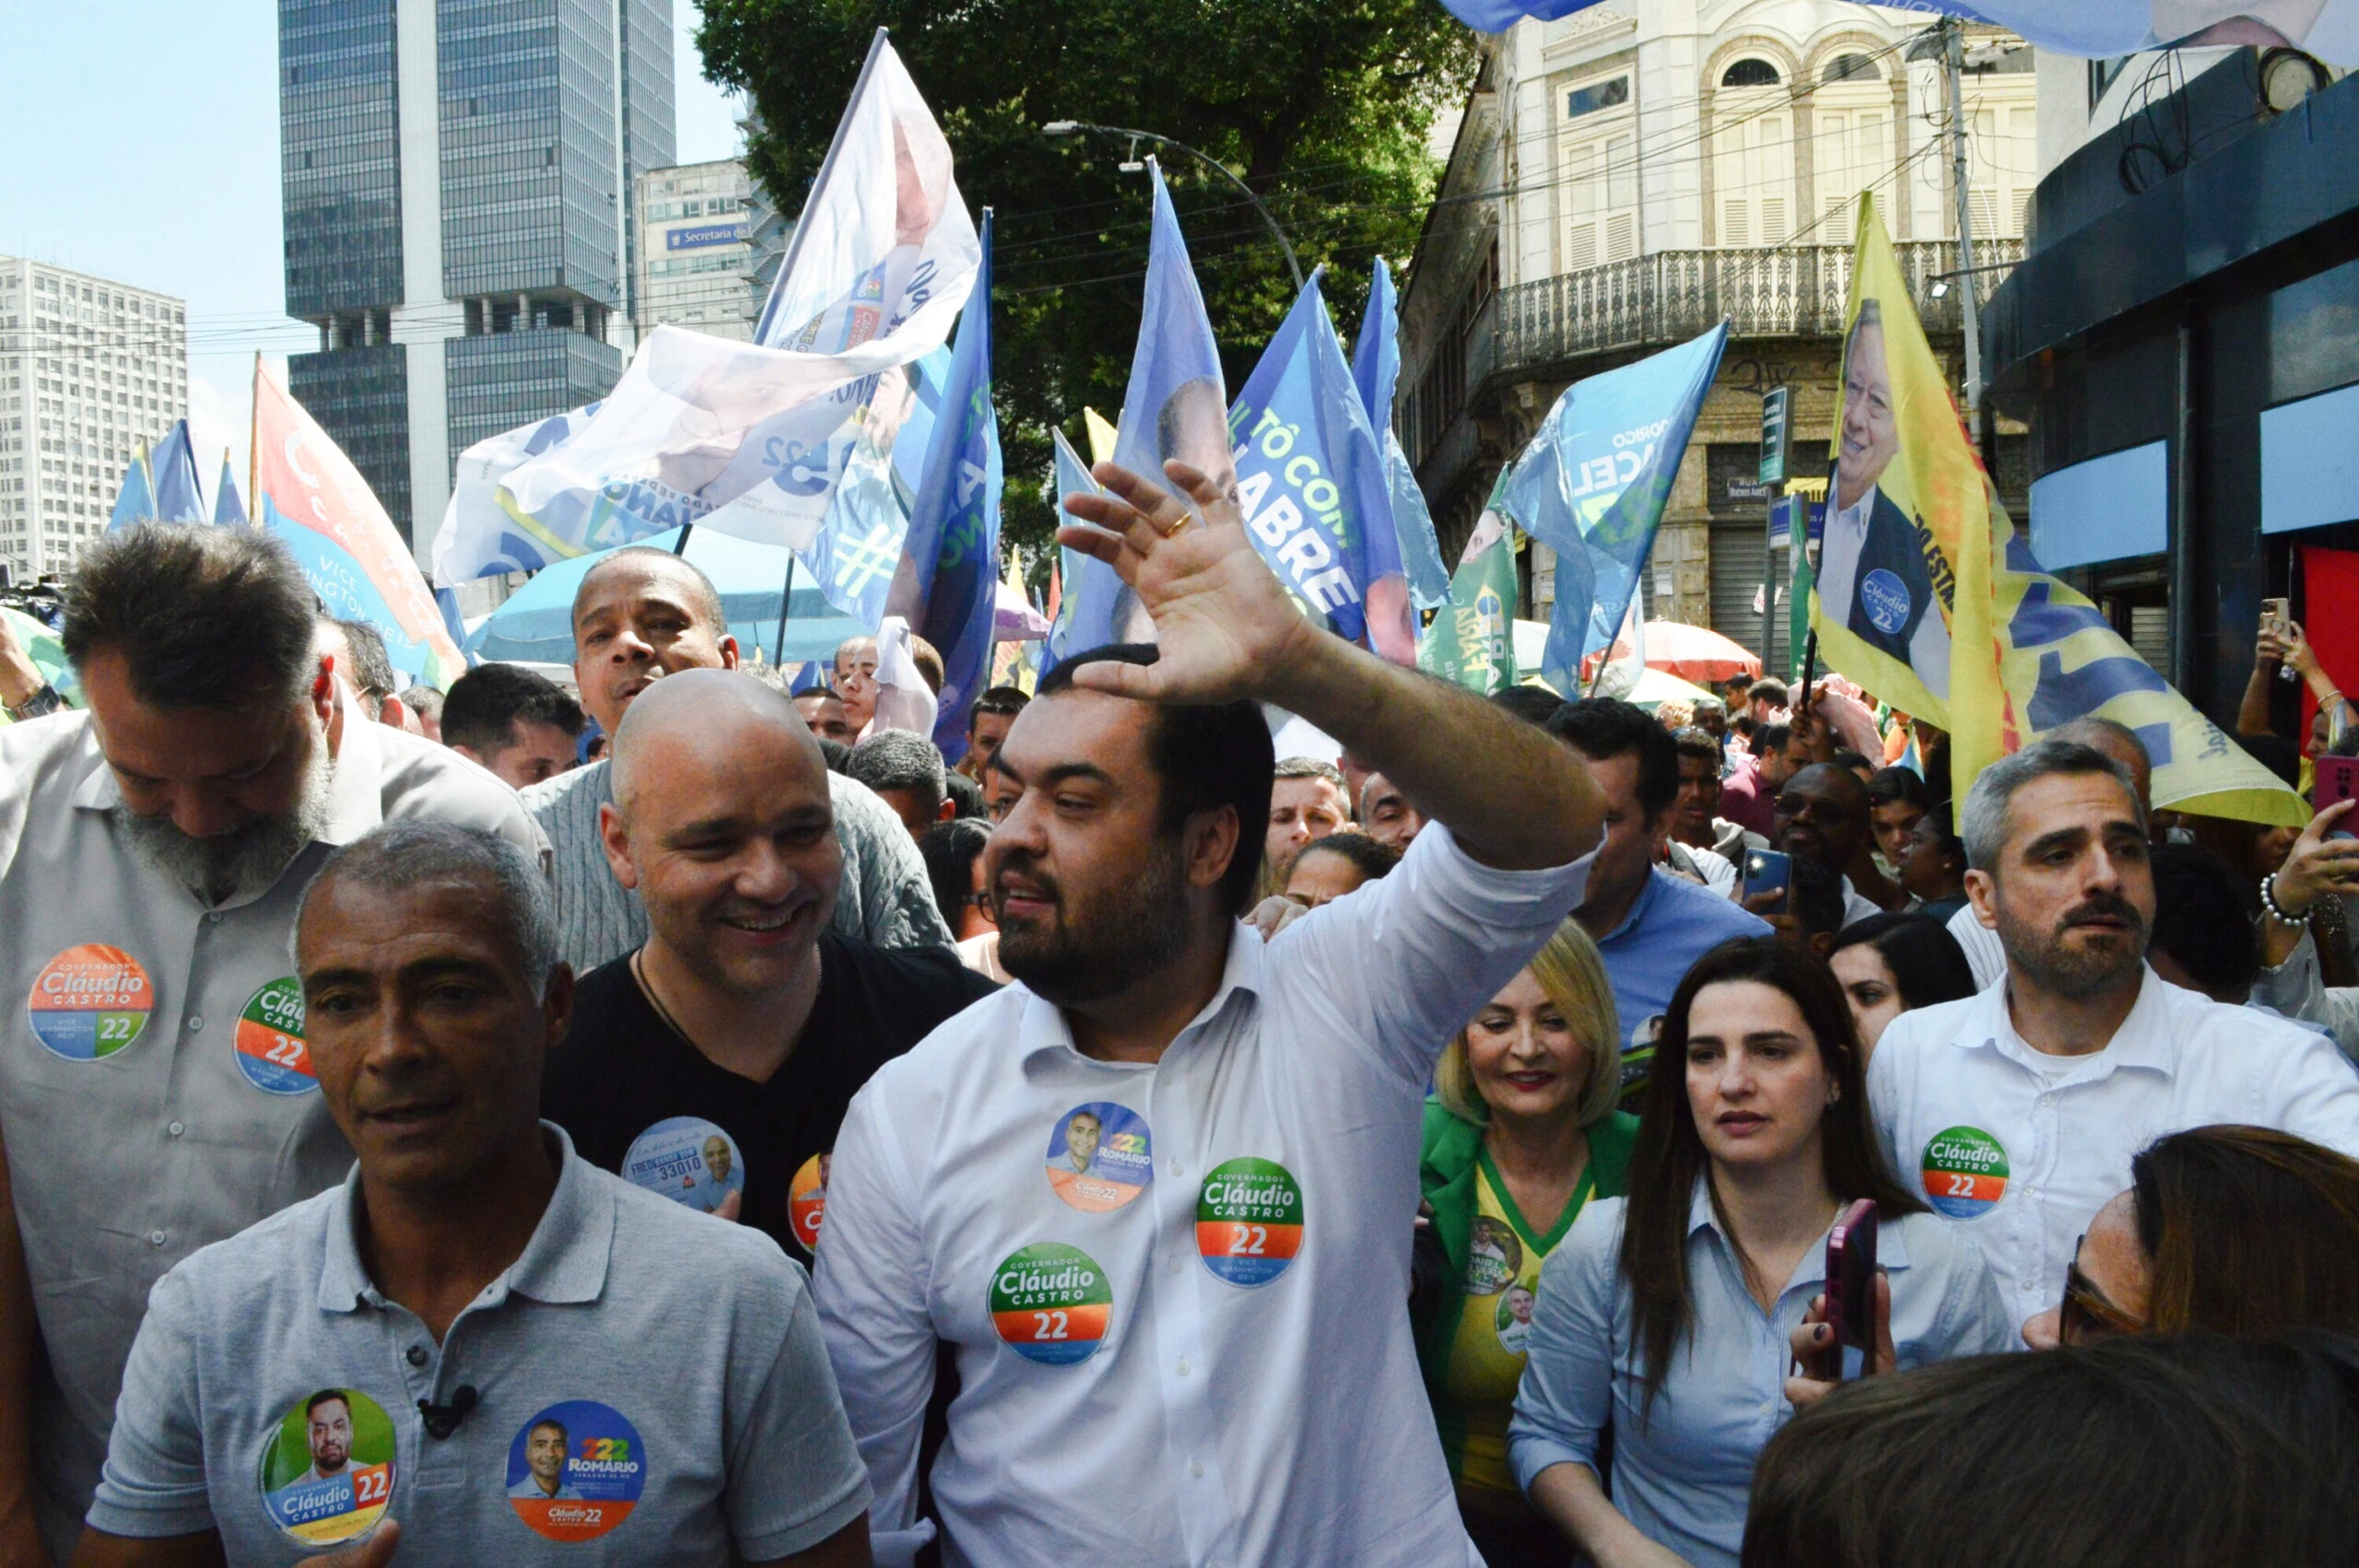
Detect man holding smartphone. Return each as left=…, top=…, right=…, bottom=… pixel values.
left=1868, top=739, right=2359, bottom=1338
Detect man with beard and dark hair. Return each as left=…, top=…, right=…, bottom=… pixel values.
left=1769, top=762, right=1893, bottom=928
left=813, top=458, right=1603, bottom=1568
left=0, top=522, right=539, bottom=1563
left=1867, top=738, right=2359, bottom=1342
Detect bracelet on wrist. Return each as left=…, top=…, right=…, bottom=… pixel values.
left=2261, top=872, right=2314, bottom=927
left=2, top=683, right=59, bottom=722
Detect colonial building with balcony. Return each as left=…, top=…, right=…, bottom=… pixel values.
left=1399, top=1, right=2036, bottom=670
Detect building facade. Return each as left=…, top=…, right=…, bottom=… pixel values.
left=1398, top=2, right=2037, bottom=670
left=278, top=0, right=674, bottom=562
left=634, top=158, right=757, bottom=341
left=0, top=257, right=187, bottom=579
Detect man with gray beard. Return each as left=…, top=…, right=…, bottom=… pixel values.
left=1867, top=738, right=2359, bottom=1342
left=0, top=523, right=540, bottom=1564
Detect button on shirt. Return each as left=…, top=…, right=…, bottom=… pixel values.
left=1508, top=1188, right=2010, bottom=1568
left=89, top=1126, right=871, bottom=1564
left=522, top=759, right=951, bottom=976
left=0, top=708, right=546, bottom=1562
left=813, top=825, right=1589, bottom=1568
left=1593, top=869, right=1771, bottom=1056
left=1869, top=967, right=2359, bottom=1325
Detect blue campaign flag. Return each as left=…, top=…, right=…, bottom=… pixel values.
left=149, top=421, right=206, bottom=522
left=1350, top=258, right=1450, bottom=613
left=791, top=659, right=833, bottom=696
left=1500, top=322, right=1728, bottom=695
left=432, top=587, right=471, bottom=667
left=1109, top=161, right=1227, bottom=544
left=1048, top=426, right=1122, bottom=666
left=106, top=447, right=155, bottom=532
left=261, top=497, right=445, bottom=685
left=886, top=210, right=1002, bottom=760
left=1227, top=269, right=1414, bottom=661
left=794, top=343, right=953, bottom=628
left=214, top=454, right=247, bottom=523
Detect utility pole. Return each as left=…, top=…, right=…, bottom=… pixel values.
left=1944, top=18, right=1982, bottom=415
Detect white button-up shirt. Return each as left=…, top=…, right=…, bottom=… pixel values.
left=813, top=825, right=1587, bottom=1568
left=1868, top=966, right=2359, bottom=1328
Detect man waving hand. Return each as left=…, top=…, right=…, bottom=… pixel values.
left=812, top=461, right=1603, bottom=1567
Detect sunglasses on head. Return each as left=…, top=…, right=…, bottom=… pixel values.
left=2057, top=1234, right=2147, bottom=1343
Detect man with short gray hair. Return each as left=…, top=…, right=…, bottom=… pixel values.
left=1869, top=737, right=2359, bottom=1340
left=81, top=820, right=873, bottom=1566
left=846, top=730, right=951, bottom=841
left=0, top=523, right=542, bottom=1562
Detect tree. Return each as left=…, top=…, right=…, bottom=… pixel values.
left=697, top=0, right=1474, bottom=569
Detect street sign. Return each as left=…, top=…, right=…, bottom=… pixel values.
left=1759, top=385, right=1791, bottom=486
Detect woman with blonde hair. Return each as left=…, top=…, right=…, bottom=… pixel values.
left=1416, top=916, right=1636, bottom=1566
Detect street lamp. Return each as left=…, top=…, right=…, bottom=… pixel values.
left=1041, top=120, right=1305, bottom=288
left=1928, top=260, right=2017, bottom=298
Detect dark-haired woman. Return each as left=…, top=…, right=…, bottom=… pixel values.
left=1824, top=914, right=1976, bottom=1057
left=1508, top=939, right=2007, bottom=1568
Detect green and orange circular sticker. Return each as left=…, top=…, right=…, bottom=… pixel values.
left=989, top=1243, right=1111, bottom=1365
left=1920, top=1126, right=2010, bottom=1219
left=28, top=944, right=152, bottom=1061
left=1196, top=1157, right=1304, bottom=1287
left=235, top=977, right=317, bottom=1095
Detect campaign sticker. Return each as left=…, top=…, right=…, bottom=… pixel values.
left=1195, top=1157, right=1305, bottom=1287
left=27, top=944, right=153, bottom=1062
left=1860, top=569, right=1913, bottom=635
left=1043, top=1102, right=1152, bottom=1212
left=1921, top=1126, right=2010, bottom=1219
left=234, top=977, right=317, bottom=1095
left=506, top=1400, right=646, bottom=1542
left=255, top=1387, right=395, bottom=1546
left=789, top=1153, right=829, bottom=1252
left=621, top=1117, right=744, bottom=1217
left=1495, top=1282, right=1539, bottom=1355
left=1464, top=1216, right=1523, bottom=1296
left=989, top=1243, right=1112, bottom=1365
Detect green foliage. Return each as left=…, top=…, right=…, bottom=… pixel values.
left=696, top=0, right=1473, bottom=579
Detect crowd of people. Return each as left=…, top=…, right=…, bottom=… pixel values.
left=5, top=458, right=2359, bottom=1567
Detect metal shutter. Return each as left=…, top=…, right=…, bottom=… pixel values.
left=1709, top=521, right=1790, bottom=675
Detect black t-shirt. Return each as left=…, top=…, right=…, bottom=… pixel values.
left=544, top=932, right=998, bottom=1260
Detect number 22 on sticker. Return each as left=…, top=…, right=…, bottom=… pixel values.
left=353, top=1469, right=389, bottom=1505
left=1031, top=1310, right=1071, bottom=1340
left=1227, top=1223, right=1269, bottom=1256
left=579, top=1438, right=630, bottom=1462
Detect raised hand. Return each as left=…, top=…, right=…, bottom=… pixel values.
left=1057, top=461, right=1314, bottom=707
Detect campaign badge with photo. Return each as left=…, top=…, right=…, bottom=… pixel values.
left=1494, top=1282, right=1539, bottom=1355
left=1921, top=1126, right=2010, bottom=1219
left=1463, top=1216, right=1523, bottom=1296
left=234, top=977, right=317, bottom=1095
left=789, top=1153, right=830, bottom=1252
left=1043, top=1102, right=1152, bottom=1212
left=1195, top=1157, right=1305, bottom=1287
left=28, top=943, right=153, bottom=1062
left=622, top=1117, right=745, bottom=1216
left=506, top=1400, right=647, bottom=1542
left=989, top=1243, right=1112, bottom=1365
left=254, top=1387, right=395, bottom=1547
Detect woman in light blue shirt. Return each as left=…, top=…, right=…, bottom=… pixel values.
left=1510, top=938, right=2009, bottom=1568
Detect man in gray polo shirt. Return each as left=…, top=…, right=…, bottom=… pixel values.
left=0, top=525, right=545, bottom=1564
left=522, top=548, right=948, bottom=976
left=81, top=822, right=869, bottom=1565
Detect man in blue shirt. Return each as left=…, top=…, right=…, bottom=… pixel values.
left=1546, top=702, right=1768, bottom=1088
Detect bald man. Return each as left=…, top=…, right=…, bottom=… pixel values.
left=540, top=670, right=996, bottom=1261
left=520, top=548, right=952, bottom=976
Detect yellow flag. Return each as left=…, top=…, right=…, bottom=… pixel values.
left=1083, top=407, right=1119, bottom=467
left=1815, top=196, right=2300, bottom=825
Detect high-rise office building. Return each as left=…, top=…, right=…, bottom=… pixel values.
left=278, top=0, right=674, bottom=563
left=0, top=256, right=188, bottom=579
left=634, top=158, right=757, bottom=341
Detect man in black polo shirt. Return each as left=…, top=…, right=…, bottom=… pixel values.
left=543, top=668, right=995, bottom=1260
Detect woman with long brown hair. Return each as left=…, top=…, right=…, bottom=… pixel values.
left=1508, top=939, right=2008, bottom=1568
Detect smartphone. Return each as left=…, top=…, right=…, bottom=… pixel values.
left=2264, top=597, right=2300, bottom=683
left=2318, top=755, right=2359, bottom=840
left=1743, top=848, right=1792, bottom=913
left=1815, top=1199, right=1881, bottom=1381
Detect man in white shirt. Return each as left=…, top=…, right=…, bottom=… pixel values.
left=1871, top=738, right=2359, bottom=1338
left=812, top=459, right=1603, bottom=1567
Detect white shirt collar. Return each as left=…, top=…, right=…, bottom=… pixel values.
left=1015, top=921, right=1266, bottom=1071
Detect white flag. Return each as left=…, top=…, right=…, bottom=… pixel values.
left=431, top=30, right=979, bottom=584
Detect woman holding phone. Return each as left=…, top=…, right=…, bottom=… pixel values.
left=1508, top=939, right=2007, bottom=1568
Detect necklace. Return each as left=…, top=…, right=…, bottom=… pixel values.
left=630, top=948, right=700, bottom=1051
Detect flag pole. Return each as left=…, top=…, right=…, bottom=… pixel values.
left=248, top=354, right=262, bottom=525
left=773, top=555, right=795, bottom=666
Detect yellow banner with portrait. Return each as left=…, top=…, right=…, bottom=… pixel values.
left=1812, top=197, right=2301, bottom=825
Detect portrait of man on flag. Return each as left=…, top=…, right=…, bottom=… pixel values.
left=1819, top=298, right=1953, bottom=699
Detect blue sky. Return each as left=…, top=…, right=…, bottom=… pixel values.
left=0, top=1, right=745, bottom=481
